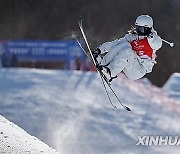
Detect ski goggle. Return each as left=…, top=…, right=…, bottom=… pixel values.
left=135, top=25, right=152, bottom=36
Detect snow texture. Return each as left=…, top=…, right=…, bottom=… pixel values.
left=163, top=73, right=180, bottom=100
left=0, top=68, right=180, bottom=154
left=0, top=115, right=60, bottom=154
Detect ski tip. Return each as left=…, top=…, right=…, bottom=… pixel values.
left=78, top=16, right=82, bottom=26
left=79, top=16, right=82, bottom=20
left=76, top=35, right=80, bottom=39
left=124, top=106, right=131, bottom=111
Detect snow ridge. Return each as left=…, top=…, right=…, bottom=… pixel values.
left=0, top=115, right=60, bottom=154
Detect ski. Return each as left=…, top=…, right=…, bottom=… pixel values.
left=78, top=17, right=131, bottom=111
left=77, top=39, right=117, bottom=109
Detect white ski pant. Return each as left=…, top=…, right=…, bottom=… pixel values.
left=99, top=42, right=154, bottom=80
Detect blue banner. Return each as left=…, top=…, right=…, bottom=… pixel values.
left=0, top=40, right=85, bottom=69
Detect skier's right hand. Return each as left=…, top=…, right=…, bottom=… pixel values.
left=93, top=48, right=101, bottom=58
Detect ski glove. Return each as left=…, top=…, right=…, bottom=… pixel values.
left=93, top=48, right=101, bottom=58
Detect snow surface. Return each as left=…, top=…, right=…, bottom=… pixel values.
left=163, top=73, right=180, bottom=100
left=0, top=68, right=180, bottom=154
left=0, top=115, right=59, bottom=154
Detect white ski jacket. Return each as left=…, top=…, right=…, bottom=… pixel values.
left=98, top=29, right=162, bottom=80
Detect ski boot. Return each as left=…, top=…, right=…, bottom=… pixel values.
left=101, top=66, right=118, bottom=82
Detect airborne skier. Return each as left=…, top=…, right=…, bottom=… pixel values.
left=78, top=15, right=173, bottom=110
left=93, top=15, right=163, bottom=82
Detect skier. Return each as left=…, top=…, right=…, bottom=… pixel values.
left=93, top=15, right=162, bottom=82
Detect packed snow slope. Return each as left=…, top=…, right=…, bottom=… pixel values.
left=0, top=68, right=180, bottom=154
left=163, top=73, right=180, bottom=100
left=0, top=115, right=60, bottom=154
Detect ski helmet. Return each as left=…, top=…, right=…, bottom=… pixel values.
left=135, top=15, right=153, bottom=36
